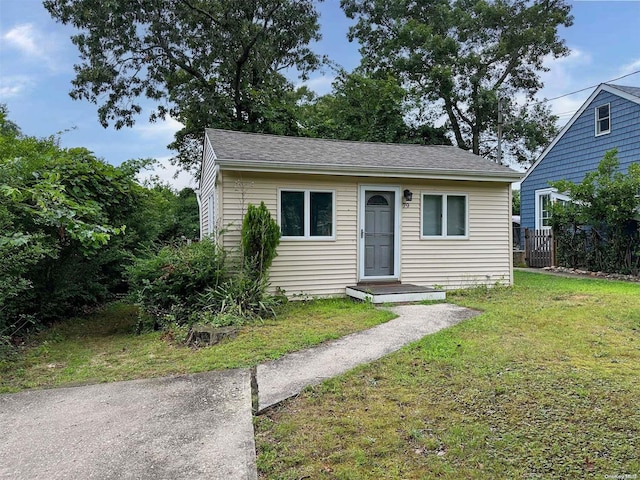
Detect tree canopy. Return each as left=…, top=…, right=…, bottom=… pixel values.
left=44, top=0, right=324, bottom=171
left=341, top=0, right=573, bottom=165
left=300, top=71, right=451, bottom=145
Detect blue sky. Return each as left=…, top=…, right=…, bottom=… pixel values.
left=1, top=0, right=639, bottom=188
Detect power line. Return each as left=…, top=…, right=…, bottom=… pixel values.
left=536, top=69, right=640, bottom=105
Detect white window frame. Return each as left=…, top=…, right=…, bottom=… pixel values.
left=595, top=103, right=611, bottom=136
left=535, top=188, right=571, bottom=230
left=420, top=192, right=469, bottom=240
left=277, top=188, right=336, bottom=241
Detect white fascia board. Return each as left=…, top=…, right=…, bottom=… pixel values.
left=605, top=84, right=640, bottom=105
left=521, top=83, right=640, bottom=184
left=215, top=160, right=523, bottom=183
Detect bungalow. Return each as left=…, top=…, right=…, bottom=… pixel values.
left=198, top=129, right=522, bottom=299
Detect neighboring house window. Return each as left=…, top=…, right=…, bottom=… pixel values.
left=421, top=193, right=468, bottom=238
left=535, top=188, right=570, bottom=230
left=595, top=103, right=610, bottom=136
left=279, top=189, right=335, bottom=239
left=538, top=193, right=552, bottom=229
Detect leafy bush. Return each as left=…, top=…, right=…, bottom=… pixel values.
left=129, top=203, right=285, bottom=336
left=550, top=149, right=640, bottom=275
left=127, top=239, right=227, bottom=329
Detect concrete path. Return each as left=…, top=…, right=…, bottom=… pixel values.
left=256, top=303, right=478, bottom=412
left=0, top=303, right=477, bottom=480
left=0, top=370, right=257, bottom=480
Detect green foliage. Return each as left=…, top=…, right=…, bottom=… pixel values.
left=0, top=108, right=154, bottom=334
left=130, top=204, right=283, bottom=335
left=550, top=149, right=640, bottom=274
left=300, top=71, right=451, bottom=145
left=127, top=239, right=227, bottom=329
left=512, top=189, right=520, bottom=215
left=198, top=273, right=285, bottom=324
left=341, top=0, right=573, bottom=164
left=137, top=185, right=200, bottom=243
left=241, top=202, right=281, bottom=278
left=44, top=0, right=323, bottom=171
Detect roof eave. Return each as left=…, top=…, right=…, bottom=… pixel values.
left=215, top=159, right=523, bottom=182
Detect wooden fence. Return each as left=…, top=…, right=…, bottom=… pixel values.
left=525, top=228, right=556, bottom=268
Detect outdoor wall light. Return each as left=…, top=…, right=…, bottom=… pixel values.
left=403, top=189, right=413, bottom=202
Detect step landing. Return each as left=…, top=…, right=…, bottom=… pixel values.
left=346, top=283, right=445, bottom=304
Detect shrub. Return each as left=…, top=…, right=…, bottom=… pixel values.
left=241, top=202, right=281, bottom=279
left=127, top=239, right=227, bottom=329
left=197, top=272, right=286, bottom=322
left=128, top=204, right=285, bottom=336
left=551, top=149, right=640, bottom=275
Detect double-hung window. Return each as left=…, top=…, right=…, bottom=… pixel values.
left=279, top=189, right=335, bottom=239
left=421, top=193, right=468, bottom=238
left=595, top=103, right=610, bottom=136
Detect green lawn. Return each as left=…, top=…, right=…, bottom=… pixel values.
left=0, top=298, right=395, bottom=393
left=255, top=271, right=640, bottom=479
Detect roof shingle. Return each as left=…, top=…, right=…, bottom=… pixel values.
left=607, top=84, right=640, bottom=98
left=205, top=129, right=521, bottom=179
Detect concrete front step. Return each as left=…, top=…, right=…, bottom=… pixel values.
left=346, top=283, right=446, bottom=304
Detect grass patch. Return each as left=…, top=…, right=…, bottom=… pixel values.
left=0, top=298, right=395, bottom=393
left=255, top=271, right=640, bottom=479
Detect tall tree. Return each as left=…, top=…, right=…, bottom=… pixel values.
left=301, top=71, right=451, bottom=144
left=341, top=0, right=573, bottom=165
left=44, top=0, right=324, bottom=171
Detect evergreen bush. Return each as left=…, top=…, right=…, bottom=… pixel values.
left=241, top=202, right=281, bottom=279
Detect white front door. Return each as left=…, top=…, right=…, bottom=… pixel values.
left=359, top=185, right=401, bottom=281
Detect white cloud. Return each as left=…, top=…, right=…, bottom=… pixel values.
left=619, top=58, right=640, bottom=76
left=137, top=156, right=197, bottom=191
left=0, top=75, right=34, bottom=98
left=539, top=47, right=593, bottom=97
left=3, top=24, right=40, bottom=57
left=134, top=116, right=184, bottom=139
left=2, top=23, right=64, bottom=71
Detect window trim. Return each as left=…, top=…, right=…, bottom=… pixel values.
left=595, top=103, right=611, bottom=136
left=535, top=188, right=571, bottom=230
left=420, top=192, right=469, bottom=240
left=277, top=188, right=336, bottom=241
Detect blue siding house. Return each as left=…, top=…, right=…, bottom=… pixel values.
left=520, top=83, right=640, bottom=245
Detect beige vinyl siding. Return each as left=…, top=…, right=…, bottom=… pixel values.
left=217, top=171, right=513, bottom=296
left=220, top=172, right=358, bottom=296
left=199, top=140, right=217, bottom=238
left=400, top=180, right=513, bottom=288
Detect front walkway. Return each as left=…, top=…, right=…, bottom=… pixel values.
left=256, top=303, right=477, bottom=412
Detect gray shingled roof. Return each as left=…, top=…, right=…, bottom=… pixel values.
left=205, top=129, right=521, bottom=180
left=608, top=84, right=640, bottom=98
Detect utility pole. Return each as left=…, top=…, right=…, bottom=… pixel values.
left=497, top=97, right=503, bottom=165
